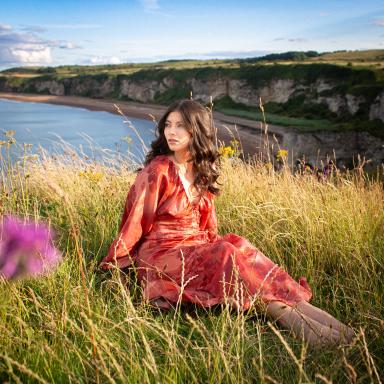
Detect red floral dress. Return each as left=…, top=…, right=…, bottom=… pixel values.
left=100, top=155, right=312, bottom=309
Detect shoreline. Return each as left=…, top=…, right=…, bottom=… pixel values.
left=0, top=92, right=284, bottom=157
left=0, top=92, right=167, bottom=121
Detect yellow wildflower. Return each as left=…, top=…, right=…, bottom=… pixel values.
left=78, top=171, right=104, bottom=183
left=276, top=149, right=288, bottom=160
left=122, top=136, right=133, bottom=144
left=219, top=145, right=236, bottom=158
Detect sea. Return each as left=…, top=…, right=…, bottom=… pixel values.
left=0, top=98, right=156, bottom=164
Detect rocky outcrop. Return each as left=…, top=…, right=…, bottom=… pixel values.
left=346, top=94, right=365, bottom=115
left=257, top=79, right=298, bottom=103
left=315, top=94, right=366, bottom=116
left=186, top=78, right=229, bottom=103
left=119, top=79, right=168, bottom=102
left=35, top=80, right=65, bottom=96
left=369, top=92, right=384, bottom=122
left=64, top=77, right=117, bottom=98
left=212, top=78, right=298, bottom=105
left=280, top=129, right=383, bottom=168
left=311, top=79, right=333, bottom=93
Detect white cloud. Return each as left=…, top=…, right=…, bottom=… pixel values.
left=0, top=23, right=78, bottom=66
left=110, top=57, right=121, bottom=64
left=0, top=24, right=12, bottom=31
left=192, top=50, right=270, bottom=59
left=273, top=37, right=307, bottom=43
left=58, top=41, right=82, bottom=49
left=0, top=29, right=52, bottom=65
left=288, top=38, right=306, bottom=43
left=89, top=56, right=121, bottom=65
left=372, top=18, right=384, bottom=27
left=8, top=46, right=52, bottom=64
left=319, top=12, right=330, bottom=17
left=44, top=24, right=102, bottom=29
left=20, top=25, right=47, bottom=33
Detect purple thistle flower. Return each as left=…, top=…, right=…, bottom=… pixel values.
left=0, top=216, right=61, bottom=280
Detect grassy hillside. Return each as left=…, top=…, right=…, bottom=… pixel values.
left=2, top=49, right=384, bottom=77
left=313, top=50, right=384, bottom=65
left=0, top=140, right=383, bottom=382
left=0, top=59, right=235, bottom=77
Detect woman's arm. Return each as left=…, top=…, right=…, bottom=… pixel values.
left=200, top=193, right=219, bottom=241
left=100, top=161, right=167, bottom=269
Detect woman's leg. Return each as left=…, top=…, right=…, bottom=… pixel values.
left=266, top=301, right=353, bottom=346
left=295, top=301, right=354, bottom=341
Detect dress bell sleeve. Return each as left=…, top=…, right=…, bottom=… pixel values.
left=100, top=162, right=166, bottom=270
left=200, top=193, right=219, bottom=242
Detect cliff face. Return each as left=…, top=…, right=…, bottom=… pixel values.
left=217, top=114, right=383, bottom=169
left=35, top=80, right=65, bottom=96
left=1, top=66, right=383, bottom=167
left=280, top=129, right=383, bottom=168
left=1, top=71, right=383, bottom=122
left=120, top=78, right=167, bottom=102
left=112, top=76, right=384, bottom=122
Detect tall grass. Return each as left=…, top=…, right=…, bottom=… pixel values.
left=0, top=142, right=383, bottom=383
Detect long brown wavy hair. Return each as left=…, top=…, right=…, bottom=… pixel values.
left=145, top=99, right=220, bottom=195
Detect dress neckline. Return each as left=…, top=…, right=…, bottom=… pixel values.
left=163, top=155, right=201, bottom=208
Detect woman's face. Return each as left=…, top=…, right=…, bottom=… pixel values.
left=164, top=111, right=192, bottom=155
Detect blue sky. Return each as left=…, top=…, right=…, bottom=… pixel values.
left=0, top=0, right=383, bottom=69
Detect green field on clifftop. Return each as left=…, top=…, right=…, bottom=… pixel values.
left=2, top=49, right=384, bottom=77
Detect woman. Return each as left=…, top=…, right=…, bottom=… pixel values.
left=100, top=99, right=353, bottom=346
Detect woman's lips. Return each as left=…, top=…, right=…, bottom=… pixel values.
left=167, top=139, right=179, bottom=144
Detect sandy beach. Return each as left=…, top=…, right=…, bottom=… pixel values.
left=0, top=92, right=284, bottom=157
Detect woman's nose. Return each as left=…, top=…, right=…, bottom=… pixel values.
left=167, top=126, right=176, bottom=135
